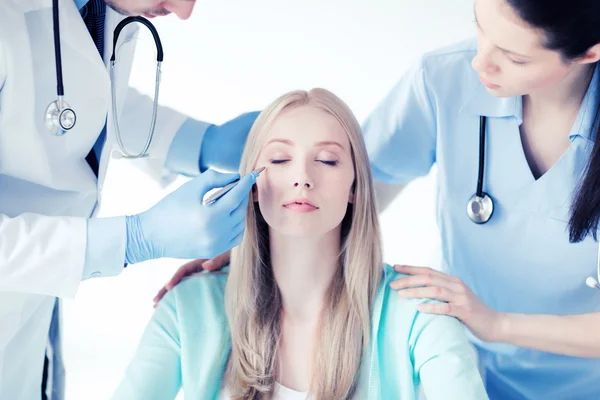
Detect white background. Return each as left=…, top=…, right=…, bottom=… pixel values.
left=63, top=1, right=474, bottom=398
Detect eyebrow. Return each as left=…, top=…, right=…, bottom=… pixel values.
left=473, top=7, right=532, bottom=59
left=265, top=138, right=345, bottom=150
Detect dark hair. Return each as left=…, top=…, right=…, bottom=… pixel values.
left=507, top=0, right=600, bottom=242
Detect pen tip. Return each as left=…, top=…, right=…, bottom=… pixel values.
left=256, top=166, right=266, bottom=174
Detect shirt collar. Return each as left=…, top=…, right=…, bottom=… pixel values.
left=569, top=62, right=600, bottom=141
left=460, top=79, right=523, bottom=125
left=460, top=62, right=600, bottom=141
left=74, top=0, right=89, bottom=11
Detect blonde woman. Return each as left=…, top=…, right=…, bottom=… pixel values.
left=113, top=89, right=487, bottom=400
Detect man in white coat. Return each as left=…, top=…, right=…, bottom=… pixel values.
left=0, top=1, right=258, bottom=398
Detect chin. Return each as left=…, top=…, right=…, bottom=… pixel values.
left=486, top=86, right=524, bottom=98
left=270, top=218, right=342, bottom=239
left=273, top=224, right=325, bottom=238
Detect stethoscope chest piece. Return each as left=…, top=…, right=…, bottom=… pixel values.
left=45, top=99, right=76, bottom=136
left=467, top=192, right=494, bottom=224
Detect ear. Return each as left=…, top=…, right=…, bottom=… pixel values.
left=348, top=189, right=355, bottom=204
left=578, top=43, right=600, bottom=64
left=253, top=184, right=259, bottom=202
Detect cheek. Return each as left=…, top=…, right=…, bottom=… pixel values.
left=505, top=65, right=572, bottom=94
left=322, top=170, right=354, bottom=202
left=256, top=173, right=285, bottom=205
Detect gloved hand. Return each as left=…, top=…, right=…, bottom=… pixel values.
left=199, top=111, right=260, bottom=172
left=125, top=169, right=258, bottom=264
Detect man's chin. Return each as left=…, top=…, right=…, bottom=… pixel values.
left=104, top=1, right=133, bottom=16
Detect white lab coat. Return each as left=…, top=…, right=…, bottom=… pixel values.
left=0, top=0, right=190, bottom=397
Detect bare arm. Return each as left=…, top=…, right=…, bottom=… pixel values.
left=394, top=265, right=600, bottom=358
left=496, top=312, right=600, bottom=358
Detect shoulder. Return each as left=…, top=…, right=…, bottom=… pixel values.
left=378, top=264, right=423, bottom=323
left=419, top=38, right=478, bottom=73
left=413, top=38, right=480, bottom=101
left=378, top=264, right=462, bottom=333
left=157, top=268, right=230, bottom=329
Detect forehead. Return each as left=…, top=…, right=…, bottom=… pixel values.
left=476, top=0, right=547, bottom=55
left=265, top=106, right=350, bottom=147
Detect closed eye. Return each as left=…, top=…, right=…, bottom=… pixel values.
left=509, top=58, right=528, bottom=65
left=319, top=160, right=338, bottom=166
left=270, top=159, right=289, bottom=165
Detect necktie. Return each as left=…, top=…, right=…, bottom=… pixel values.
left=81, top=0, right=106, bottom=59
left=81, top=0, right=107, bottom=177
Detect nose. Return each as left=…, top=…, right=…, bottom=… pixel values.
left=294, top=181, right=312, bottom=189
left=164, top=1, right=196, bottom=20
left=293, top=164, right=313, bottom=189
left=471, top=38, right=499, bottom=75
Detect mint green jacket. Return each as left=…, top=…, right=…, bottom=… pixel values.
left=113, top=265, right=488, bottom=399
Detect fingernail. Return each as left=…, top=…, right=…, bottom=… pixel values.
left=204, top=261, right=214, bottom=269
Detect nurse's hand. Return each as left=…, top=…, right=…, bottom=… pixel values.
left=153, top=251, right=231, bottom=307
left=392, top=264, right=504, bottom=343
left=125, top=169, right=257, bottom=264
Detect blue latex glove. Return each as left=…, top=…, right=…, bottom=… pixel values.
left=199, top=111, right=260, bottom=172
left=125, top=169, right=258, bottom=264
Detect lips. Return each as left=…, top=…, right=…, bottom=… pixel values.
left=283, top=198, right=318, bottom=212
left=480, top=76, right=500, bottom=89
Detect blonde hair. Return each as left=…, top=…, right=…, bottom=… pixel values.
left=224, top=89, right=382, bottom=399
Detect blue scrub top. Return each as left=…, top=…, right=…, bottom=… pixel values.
left=363, top=39, right=600, bottom=400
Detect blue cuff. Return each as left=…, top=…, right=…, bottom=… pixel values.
left=83, top=217, right=127, bottom=280
left=165, top=118, right=211, bottom=176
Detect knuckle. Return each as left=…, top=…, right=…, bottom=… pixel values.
left=444, top=303, right=453, bottom=314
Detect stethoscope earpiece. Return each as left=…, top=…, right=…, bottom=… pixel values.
left=586, top=276, right=600, bottom=290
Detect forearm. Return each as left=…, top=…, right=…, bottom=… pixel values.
left=497, top=312, right=600, bottom=357
left=165, top=118, right=211, bottom=176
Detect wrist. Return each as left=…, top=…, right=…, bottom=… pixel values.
left=198, top=123, right=218, bottom=172
left=125, top=214, right=156, bottom=264
left=493, top=311, right=512, bottom=343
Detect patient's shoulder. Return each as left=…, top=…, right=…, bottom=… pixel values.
left=379, top=263, right=445, bottom=323
left=158, top=267, right=230, bottom=327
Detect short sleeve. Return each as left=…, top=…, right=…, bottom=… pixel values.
left=362, top=59, right=437, bottom=184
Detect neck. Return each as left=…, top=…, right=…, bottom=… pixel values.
left=524, top=63, right=595, bottom=114
left=270, top=228, right=341, bottom=322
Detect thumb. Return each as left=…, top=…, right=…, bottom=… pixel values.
left=196, top=169, right=240, bottom=199
left=204, top=250, right=231, bottom=271
left=221, top=170, right=259, bottom=208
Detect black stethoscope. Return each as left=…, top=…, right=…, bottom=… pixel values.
left=45, top=0, right=163, bottom=158
left=469, top=116, right=600, bottom=291
left=467, top=116, right=495, bottom=223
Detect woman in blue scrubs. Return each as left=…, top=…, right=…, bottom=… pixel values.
left=364, top=0, right=600, bottom=398
left=156, top=0, right=600, bottom=398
